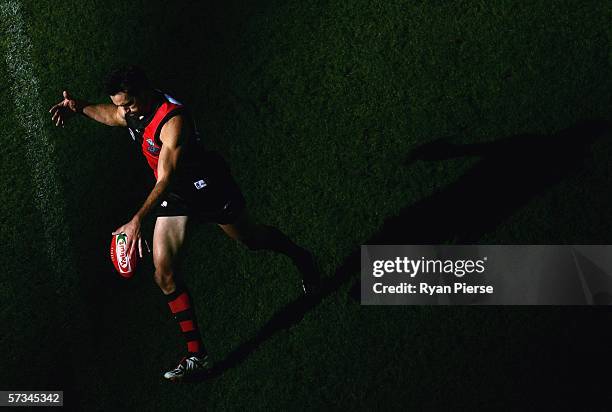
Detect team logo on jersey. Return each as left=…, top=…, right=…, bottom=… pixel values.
left=146, top=138, right=161, bottom=154
left=194, top=179, right=207, bottom=190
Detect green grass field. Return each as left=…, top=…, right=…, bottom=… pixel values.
left=1, top=0, right=611, bottom=409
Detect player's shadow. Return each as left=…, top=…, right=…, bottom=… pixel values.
left=373, top=118, right=611, bottom=244
left=192, top=119, right=611, bottom=381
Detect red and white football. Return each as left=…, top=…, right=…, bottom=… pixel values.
left=110, top=233, right=138, bottom=278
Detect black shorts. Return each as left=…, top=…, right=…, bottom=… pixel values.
left=152, top=151, right=246, bottom=225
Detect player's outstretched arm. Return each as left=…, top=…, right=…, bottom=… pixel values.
left=49, top=90, right=126, bottom=127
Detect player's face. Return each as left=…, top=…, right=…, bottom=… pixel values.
left=110, top=91, right=149, bottom=117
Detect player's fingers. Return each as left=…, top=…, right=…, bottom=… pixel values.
left=144, top=239, right=151, bottom=253
left=55, top=116, right=61, bottom=127
left=130, top=239, right=138, bottom=258
left=138, top=238, right=143, bottom=258
left=127, top=238, right=135, bottom=256
left=51, top=111, right=58, bottom=122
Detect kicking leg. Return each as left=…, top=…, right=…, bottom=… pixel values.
left=218, top=209, right=321, bottom=294
left=153, top=216, right=209, bottom=380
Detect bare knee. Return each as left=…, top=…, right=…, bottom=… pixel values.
left=154, top=265, right=176, bottom=294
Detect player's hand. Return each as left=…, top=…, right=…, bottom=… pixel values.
left=112, top=217, right=144, bottom=258
left=48, top=90, right=79, bottom=127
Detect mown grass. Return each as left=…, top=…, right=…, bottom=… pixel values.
left=1, top=0, right=611, bottom=409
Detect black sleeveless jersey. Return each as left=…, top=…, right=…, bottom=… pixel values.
left=124, top=90, right=235, bottom=202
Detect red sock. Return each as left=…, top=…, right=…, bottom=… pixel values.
left=165, top=284, right=207, bottom=357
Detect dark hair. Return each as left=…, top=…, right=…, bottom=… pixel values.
left=104, top=65, right=150, bottom=96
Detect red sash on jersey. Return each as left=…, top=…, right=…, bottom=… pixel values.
left=141, top=100, right=183, bottom=180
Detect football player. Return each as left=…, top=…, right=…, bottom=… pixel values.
left=49, top=65, right=320, bottom=381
